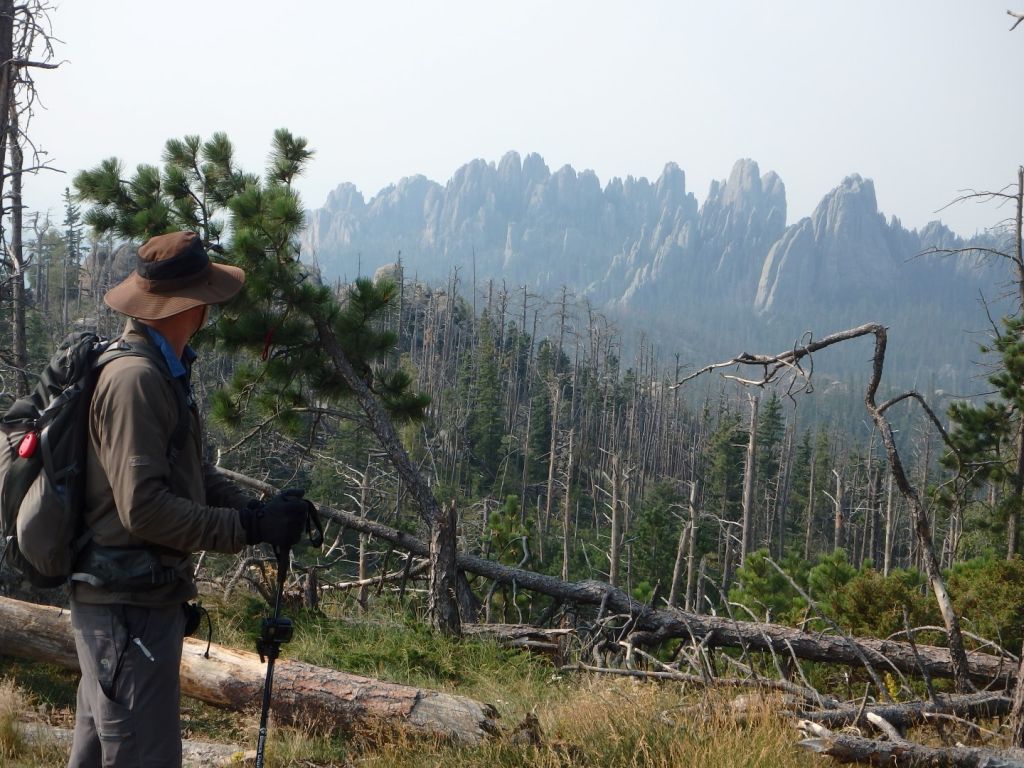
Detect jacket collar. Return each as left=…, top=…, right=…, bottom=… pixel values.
left=123, top=318, right=196, bottom=379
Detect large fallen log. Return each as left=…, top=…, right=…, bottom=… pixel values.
left=217, top=468, right=1017, bottom=687
left=0, top=596, right=497, bottom=743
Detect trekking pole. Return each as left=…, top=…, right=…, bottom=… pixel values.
left=253, top=499, right=323, bottom=767
left=254, top=542, right=293, bottom=768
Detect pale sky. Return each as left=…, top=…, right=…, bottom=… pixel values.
left=23, top=1, right=1024, bottom=237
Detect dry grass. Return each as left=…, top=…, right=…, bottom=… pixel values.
left=0, top=676, right=28, bottom=760
left=0, top=677, right=67, bottom=768
left=337, top=678, right=823, bottom=768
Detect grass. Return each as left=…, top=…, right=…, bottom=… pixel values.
left=0, top=676, right=69, bottom=768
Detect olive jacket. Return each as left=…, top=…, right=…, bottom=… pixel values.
left=73, top=319, right=249, bottom=605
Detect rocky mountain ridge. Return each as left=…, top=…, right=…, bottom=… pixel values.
left=303, top=153, right=1007, bottom=391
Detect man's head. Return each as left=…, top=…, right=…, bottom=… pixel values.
left=104, top=231, right=245, bottom=321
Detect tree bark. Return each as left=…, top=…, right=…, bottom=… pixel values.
left=428, top=499, right=461, bottom=636
left=0, top=596, right=495, bottom=742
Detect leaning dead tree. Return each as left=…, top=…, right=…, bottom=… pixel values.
left=670, top=323, right=973, bottom=693
left=214, top=466, right=1015, bottom=688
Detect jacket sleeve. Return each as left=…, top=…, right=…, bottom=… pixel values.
left=203, top=462, right=258, bottom=511
left=91, top=359, right=247, bottom=554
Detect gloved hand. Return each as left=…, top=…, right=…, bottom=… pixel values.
left=239, top=489, right=309, bottom=548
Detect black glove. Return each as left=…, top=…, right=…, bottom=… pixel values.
left=239, top=489, right=309, bottom=548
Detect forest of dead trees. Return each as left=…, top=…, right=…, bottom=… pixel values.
left=1, top=222, right=1012, bottom=615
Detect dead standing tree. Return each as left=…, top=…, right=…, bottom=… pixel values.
left=0, top=1, right=59, bottom=395
left=672, top=322, right=973, bottom=693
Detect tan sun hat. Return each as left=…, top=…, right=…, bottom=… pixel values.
left=104, top=231, right=245, bottom=320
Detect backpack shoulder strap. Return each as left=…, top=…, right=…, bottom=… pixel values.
left=94, top=340, right=191, bottom=461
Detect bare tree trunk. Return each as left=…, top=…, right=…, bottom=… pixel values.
left=357, top=460, right=371, bottom=610
left=561, top=428, right=574, bottom=582
left=740, top=394, right=758, bottom=564
left=1010, top=417, right=1024, bottom=559
left=608, top=454, right=621, bottom=588
left=217, top=466, right=1015, bottom=687
left=883, top=471, right=895, bottom=576
left=543, top=376, right=562, bottom=537
left=669, top=480, right=698, bottom=608
left=9, top=101, right=27, bottom=396
left=669, top=322, right=975, bottom=692
left=832, top=470, right=845, bottom=552
left=428, top=499, right=461, bottom=636
left=863, top=328, right=972, bottom=692
left=804, top=449, right=816, bottom=560
left=775, top=423, right=794, bottom=559
left=685, top=481, right=700, bottom=612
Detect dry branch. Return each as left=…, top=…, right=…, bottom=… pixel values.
left=0, top=595, right=497, bottom=743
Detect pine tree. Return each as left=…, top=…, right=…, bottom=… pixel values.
left=465, top=312, right=503, bottom=483
left=942, top=313, right=1024, bottom=559
left=73, top=130, right=466, bottom=634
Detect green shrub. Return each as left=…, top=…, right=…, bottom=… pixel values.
left=947, top=555, right=1024, bottom=652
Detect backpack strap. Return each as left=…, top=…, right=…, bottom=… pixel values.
left=95, top=340, right=191, bottom=462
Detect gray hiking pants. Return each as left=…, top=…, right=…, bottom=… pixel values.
left=67, top=600, right=185, bottom=768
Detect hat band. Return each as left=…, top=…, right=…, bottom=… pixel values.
left=136, top=239, right=210, bottom=281
left=139, top=263, right=213, bottom=293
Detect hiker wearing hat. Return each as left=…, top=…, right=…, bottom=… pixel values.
left=66, top=231, right=310, bottom=768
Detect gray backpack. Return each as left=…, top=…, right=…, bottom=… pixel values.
left=0, top=332, right=187, bottom=588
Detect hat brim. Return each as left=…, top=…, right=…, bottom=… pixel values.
left=104, top=263, right=246, bottom=320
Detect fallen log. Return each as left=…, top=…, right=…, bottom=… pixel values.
left=0, top=596, right=497, bottom=743
left=798, top=719, right=1024, bottom=767
left=801, top=692, right=1012, bottom=731
left=216, top=468, right=1017, bottom=687
left=461, top=623, right=573, bottom=657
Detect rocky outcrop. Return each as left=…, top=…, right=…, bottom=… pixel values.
left=302, top=153, right=1007, bottom=389
left=755, top=175, right=895, bottom=312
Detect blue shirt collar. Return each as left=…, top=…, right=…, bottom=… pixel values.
left=143, top=326, right=196, bottom=379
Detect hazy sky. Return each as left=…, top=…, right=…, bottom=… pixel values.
left=23, top=1, right=1024, bottom=236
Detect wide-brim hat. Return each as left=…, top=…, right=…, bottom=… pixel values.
left=104, top=231, right=245, bottom=320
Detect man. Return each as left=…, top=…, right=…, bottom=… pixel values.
left=67, top=231, right=308, bottom=768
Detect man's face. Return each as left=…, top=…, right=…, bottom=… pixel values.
left=191, top=304, right=210, bottom=337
